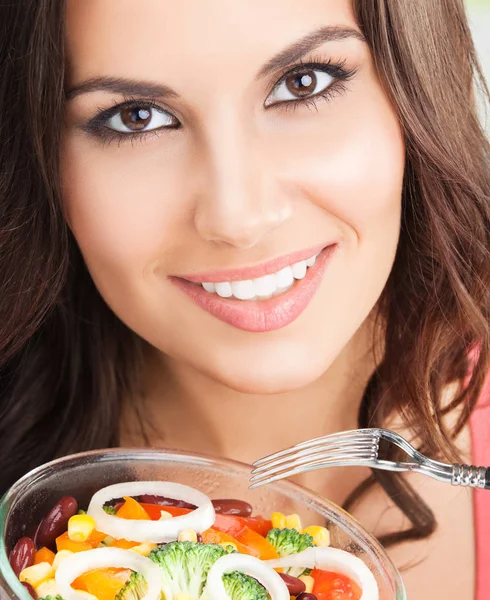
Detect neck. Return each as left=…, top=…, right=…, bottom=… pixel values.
left=121, top=318, right=377, bottom=503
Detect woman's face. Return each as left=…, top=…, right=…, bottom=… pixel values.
left=62, top=0, right=404, bottom=394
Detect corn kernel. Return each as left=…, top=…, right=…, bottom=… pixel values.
left=67, top=514, right=96, bottom=542
left=19, top=563, right=54, bottom=588
left=130, top=543, right=158, bottom=557
left=285, top=514, right=302, bottom=531
left=52, top=549, right=74, bottom=571
left=177, top=529, right=198, bottom=543
left=299, top=575, right=315, bottom=593
left=303, top=525, right=330, bottom=547
left=220, top=542, right=238, bottom=552
left=271, top=512, right=286, bottom=529
left=35, top=578, right=59, bottom=597
left=159, top=510, right=173, bottom=520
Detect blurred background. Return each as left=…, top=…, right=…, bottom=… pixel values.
left=467, top=0, right=490, bottom=132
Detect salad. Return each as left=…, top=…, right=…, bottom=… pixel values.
left=8, top=481, right=378, bottom=600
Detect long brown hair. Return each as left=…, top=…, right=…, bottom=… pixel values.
left=0, top=0, right=489, bottom=547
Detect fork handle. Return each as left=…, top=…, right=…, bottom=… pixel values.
left=451, top=464, right=490, bottom=489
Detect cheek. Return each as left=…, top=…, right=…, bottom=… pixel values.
left=271, top=74, right=405, bottom=246
left=60, top=136, right=189, bottom=299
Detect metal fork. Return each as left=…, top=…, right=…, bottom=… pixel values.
left=249, top=428, right=490, bottom=490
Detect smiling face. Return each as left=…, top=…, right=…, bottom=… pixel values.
left=62, top=0, right=405, bottom=394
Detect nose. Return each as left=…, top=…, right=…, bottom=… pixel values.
left=193, top=110, right=292, bottom=249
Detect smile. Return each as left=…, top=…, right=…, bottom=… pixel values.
left=170, top=244, right=337, bottom=333
left=199, top=251, right=319, bottom=301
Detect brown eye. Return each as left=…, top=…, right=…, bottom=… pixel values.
left=285, top=70, right=317, bottom=98
left=107, top=104, right=176, bottom=133
left=266, top=68, right=334, bottom=106
left=120, top=107, right=152, bottom=131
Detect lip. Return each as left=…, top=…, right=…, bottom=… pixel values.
left=175, top=243, right=329, bottom=283
left=170, top=244, right=337, bottom=333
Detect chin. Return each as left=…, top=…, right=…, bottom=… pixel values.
left=200, top=344, right=338, bottom=395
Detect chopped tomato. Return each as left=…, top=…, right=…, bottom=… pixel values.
left=73, top=568, right=131, bottom=600
left=138, top=503, right=272, bottom=537
left=116, top=497, right=151, bottom=520
left=311, top=568, right=362, bottom=600
left=138, top=503, right=188, bottom=520
left=233, top=526, right=278, bottom=560
left=200, top=528, right=259, bottom=557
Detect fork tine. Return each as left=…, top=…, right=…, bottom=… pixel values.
left=252, top=429, right=377, bottom=467
left=249, top=455, right=375, bottom=489
left=250, top=441, right=379, bottom=485
left=251, top=437, right=377, bottom=475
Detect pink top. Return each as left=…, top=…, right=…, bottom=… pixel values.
left=471, top=371, right=490, bottom=600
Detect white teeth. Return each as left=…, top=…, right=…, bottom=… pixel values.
left=292, top=260, right=307, bottom=280
left=306, top=254, right=318, bottom=267
left=199, top=251, right=320, bottom=301
left=231, top=280, right=256, bottom=300
left=253, top=274, right=277, bottom=298
left=202, top=282, right=216, bottom=293
left=275, top=266, right=294, bottom=289
left=215, top=282, right=233, bottom=298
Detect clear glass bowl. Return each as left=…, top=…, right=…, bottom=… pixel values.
left=0, top=449, right=406, bottom=600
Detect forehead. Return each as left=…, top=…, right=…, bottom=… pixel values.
left=65, top=0, right=357, bottom=84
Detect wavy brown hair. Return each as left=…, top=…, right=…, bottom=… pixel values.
left=0, top=0, right=489, bottom=547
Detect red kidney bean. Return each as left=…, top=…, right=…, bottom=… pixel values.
left=278, top=573, right=306, bottom=596
left=8, top=537, right=35, bottom=577
left=211, top=499, right=253, bottom=517
left=136, top=495, right=196, bottom=510
left=21, top=583, right=37, bottom=599
left=34, top=496, right=78, bottom=550
left=296, top=594, right=317, bottom=600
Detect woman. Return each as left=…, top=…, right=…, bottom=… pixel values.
left=0, top=0, right=489, bottom=597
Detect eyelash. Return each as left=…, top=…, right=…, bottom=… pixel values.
left=84, top=54, right=357, bottom=146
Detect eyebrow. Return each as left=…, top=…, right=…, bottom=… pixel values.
left=65, top=25, right=365, bottom=100
left=65, top=78, right=178, bottom=101
left=257, top=25, right=366, bottom=79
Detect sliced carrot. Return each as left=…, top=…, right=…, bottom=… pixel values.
left=34, top=547, right=55, bottom=565
left=73, top=568, right=131, bottom=600
left=234, top=526, right=278, bottom=560
left=201, top=528, right=259, bottom=557
left=116, top=497, right=151, bottom=521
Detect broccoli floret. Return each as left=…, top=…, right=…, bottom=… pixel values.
left=103, top=504, right=118, bottom=515
left=266, top=528, right=314, bottom=577
left=149, top=541, right=233, bottom=599
left=115, top=572, right=148, bottom=600
left=222, top=571, right=269, bottom=600
left=38, top=596, right=64, bottom=600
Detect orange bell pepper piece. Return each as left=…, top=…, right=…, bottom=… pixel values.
left=34, top=547, right=55, bottom=565
left=56, top=529, right=107, bottom=553
left=200, top=528, right=260, bottom=557
left=109, top=538, right=140, bottom=549
left=73, top=568, right=131, bottom=600
left=234, top=526, right=278, bottom=560
left=116, top=497, right=151, bottom=520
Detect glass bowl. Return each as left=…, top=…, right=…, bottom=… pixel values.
left=0, top=448, right=406, bottom=600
